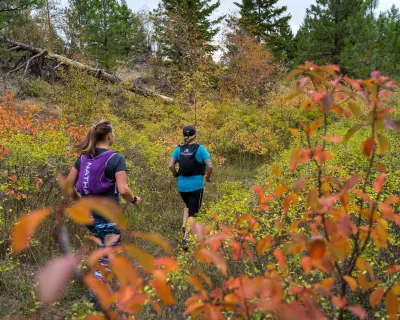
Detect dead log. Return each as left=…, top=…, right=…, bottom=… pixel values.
left=1, top=38, right=174, bottom=103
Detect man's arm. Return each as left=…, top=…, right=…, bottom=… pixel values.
left=169, top=157, right=179, bottom=177
left=204, top=158, right=213, bottom=182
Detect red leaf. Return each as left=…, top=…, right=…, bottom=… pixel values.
left=347, top=305, right=366, bottom=319
left=384, top=118, right=400, bottom=133
left=124, top=244, right=154, bottom=273
left=322, top=93, right=334, bottom=112
left=308, top=236, right=326, bottom=260
left=373, top=173, right=386, bottom=193
left=332, top=296, right=347, bottom=309
left=361, top=137, right=376, bottom=158
left=205, top=304, right=224, bottom=320
left=344, top=77, right=361, bottom=91
left=12, top=208, right=52, bottom=253
left=273, top=248, right=286, bottom=268
left=297, top=77, right=310, bottom=89
left=313, top=146, right=332, bottom=164
left=38, top=254, right=81, bottom=304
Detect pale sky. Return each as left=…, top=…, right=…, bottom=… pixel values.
left=126, top=0, right=399, bottom=32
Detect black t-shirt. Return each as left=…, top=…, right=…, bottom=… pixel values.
left=74, top=148, right=127, bottom=202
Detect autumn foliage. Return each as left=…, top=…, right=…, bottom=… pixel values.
left=9, top=63, right=400, bottom=319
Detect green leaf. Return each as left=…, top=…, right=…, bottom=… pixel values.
left=344, top=124, right=363, bottom=142
left=348, top=101, right=360, bottom=120
left=377, top=134, right=389, bottom=155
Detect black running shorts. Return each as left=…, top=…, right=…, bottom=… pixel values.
left=179, top=189, right=204, bottom=217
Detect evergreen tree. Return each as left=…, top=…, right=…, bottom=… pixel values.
left=152, top=0, right=223, bottom=70
left=64, top=0, right=148, bottom=71
left=233, top=0, right=292, bottom=57
left=295, top=0, right=365, bottom=68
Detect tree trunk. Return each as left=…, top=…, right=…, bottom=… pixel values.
left=1, top=38, right=174, bottom=103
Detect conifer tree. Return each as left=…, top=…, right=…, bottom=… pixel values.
left=294, top=0, right=365, bottom=67
left=152, top=0, right=223, bottom=70
left=233, top=0, right=292, bottom=57
left=64, top=0, right=148, bottom=71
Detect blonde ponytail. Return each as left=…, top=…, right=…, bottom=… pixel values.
left=75, top=120, right=113, bottom=155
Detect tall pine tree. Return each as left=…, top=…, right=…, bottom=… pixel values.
left=233, top=0, right=292, bottom=58
left=295, top=0, right=365, bottom=69
left=152, top=0, right=222, bottom=71
left=64, top=0, right=148, bottom=71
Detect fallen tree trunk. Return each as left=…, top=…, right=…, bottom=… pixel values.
left=1, top=38, right=174, bottom=103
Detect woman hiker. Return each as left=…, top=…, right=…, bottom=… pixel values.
left=66, top=119, right=140, bottom=305
left=168, top=125, right=213, bottom=250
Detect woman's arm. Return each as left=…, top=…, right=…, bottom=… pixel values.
left=115, top=171, right=141, bottom=206
left=66, top=167, right=80, bottom=200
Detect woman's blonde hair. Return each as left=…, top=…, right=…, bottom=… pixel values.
left=75, top=120, right=113, bottom=155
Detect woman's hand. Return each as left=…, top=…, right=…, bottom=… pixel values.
left=133, top=196, right=141, bottom=207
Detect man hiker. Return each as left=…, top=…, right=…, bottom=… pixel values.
left=168, top=125, right=213, bottom=250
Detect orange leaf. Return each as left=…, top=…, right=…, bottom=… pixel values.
left=361, top=137, right=376, bottom=158
left=357, top=273, right=370, bottom=293
left=273, top=248, right=286, bottom=268
left=386, top=288, right=399, bottom=316
left=343, top=276, right=357, bottom=292
left=373, top=173, right=386, bottom=193
left=322, top=136, right=343, bottom=143
left=370, top=287, right=384, bottom=308
left=12, top=208, right=52, bottom=253
left=308, top=236, right=326, bottom=260
left=347, top=305, right=366, bottom=319
left=150, top=278, right=175, bottom=305
left=332, top=296, right=347, bottom=309
left=183, top=301, right=205, bottom=316
left=289, top=128, right=300, bottom=137
left=67, top=197, right=126, bottom=230
left=275, top=184, right=289, bottom=199
left=124, top=244, right=154, bottom=273
left=131, top=232, right=172, bottom=254
left=83, top=274, right=115, bottom=310
left=188, top=275, right=203, bottom=292
left=196, top=249, right=227, bottom=275
left=256, top=236, right=272, bottom=256
left=154, top=257, right=179, bottom=273
left=38, top=254, right=81, bottom=304
left=301, top=256, right=312, bottom=274
left=109, top=255, right=138, bottom=286
left=192, top=266, right=212, bottom=287
left=270, top=165, right=281, bottom=177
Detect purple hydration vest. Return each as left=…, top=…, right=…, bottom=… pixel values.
left=76, top=150, right=116, bottom=196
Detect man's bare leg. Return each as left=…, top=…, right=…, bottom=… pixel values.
left=182, top=208, right=189, bottom=234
